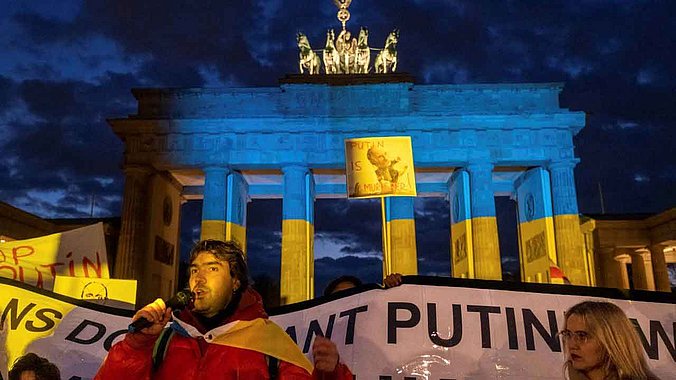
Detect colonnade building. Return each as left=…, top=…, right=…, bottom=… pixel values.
left=111, top=76, right=599, bottom=305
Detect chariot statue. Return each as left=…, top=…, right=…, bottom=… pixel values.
left=295, top=0, right=399, bottom=75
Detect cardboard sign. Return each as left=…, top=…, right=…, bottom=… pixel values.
left=0, top=223, right=109, bottom=291
left=345, top=136, right=416, bottom=198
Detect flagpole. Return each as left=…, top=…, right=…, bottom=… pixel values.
left=381, top=196, right=391, bottom=276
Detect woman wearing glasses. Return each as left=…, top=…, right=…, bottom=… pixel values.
left=559, top=301, right=660, bottom=380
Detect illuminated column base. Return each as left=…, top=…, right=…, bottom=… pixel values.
left=471, top=216, right=502, bottom=280
left=384, top=197, right=417, bottom=276
left=518, top=217, right=557, bottom=283
left=387, top=219, right=418, bottom=275
left=553, top=214, right=589, bottom=285
left=281, top=220, right=314, bottom=304
left=226, top=222, right=247, bottom=253
left=450, top=220, right=474, bottom=278
left=201, top=220, right=226, bottom=241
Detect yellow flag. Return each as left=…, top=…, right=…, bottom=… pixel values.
left=211, top=318, right=314, bottom=374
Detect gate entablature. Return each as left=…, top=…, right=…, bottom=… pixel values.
left=129, top=82, right=574, bottom=119
left=114, top=82, right=583, bottom=171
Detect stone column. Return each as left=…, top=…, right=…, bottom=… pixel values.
left=224, top=172, right=249, bottom=253
left=548, top=160, right=589, bottom=285
left=613, top=249, right=631, bottom=290
left=115, top=166, right=152, bottom=284
left=385, top=197, right=418, bottom=276
left=598, top=247, right=618, bottom=288
left=201, top=167, right=229, bottom=241
left=467, top=162, right=501, bottom=280
left=649, top=243, right=671, bottom=292
left=280, top=166, right=315, bottom=304
left=449, top=170, right=474, bottom=278
left=629, top=250, right=650, bottom=290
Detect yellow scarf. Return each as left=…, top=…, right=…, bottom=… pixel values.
left=210, top=318, right=314, bottom=374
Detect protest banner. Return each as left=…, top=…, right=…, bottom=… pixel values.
left=0, top=277, right=133, bottom=378
left=1, top=276, right=673, bottom=379
left=0, top=223, right=109, bottom=291
left=345, top=136, right=416, bottom=198
left=53, top=276, right=137, bottom=310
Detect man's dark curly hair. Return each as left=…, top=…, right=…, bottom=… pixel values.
left=188, top=240, right=249, bottom=292
left=9, top=353, right=61, bottom=380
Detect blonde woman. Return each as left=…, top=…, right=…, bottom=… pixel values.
left=560, top=301, right=660, bottom=380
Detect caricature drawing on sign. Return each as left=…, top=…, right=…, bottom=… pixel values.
left=366, top=146, right=408, bottom=194
left=81, top=281, right=109, bottom=304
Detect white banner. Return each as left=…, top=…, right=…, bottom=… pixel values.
left=272, top=282, right=675, bottom=379
left=1, top=277, right=673, bottom=379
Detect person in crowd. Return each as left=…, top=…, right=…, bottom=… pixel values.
left=95, top=240, right=351, bottom=380
left=322, top=275, right=363, bottom=296
left=8, top=353, right=60, bottom=380
left=312, top=273, right=404, bottom=377
left=560, top=301, right=660, bottom=380
left=323, top=273, right=403, bottom=297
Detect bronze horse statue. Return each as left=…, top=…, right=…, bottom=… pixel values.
left=297, top=32, right=321, bottom=75
left=323, top=29, right=340, bottom=74
left=374, top=29, right=399, bottom=73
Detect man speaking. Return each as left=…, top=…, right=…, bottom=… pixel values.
left=95, top=240, right=351, bottom=379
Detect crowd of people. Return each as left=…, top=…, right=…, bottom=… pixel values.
left=5, top=239, right=662, bottom=380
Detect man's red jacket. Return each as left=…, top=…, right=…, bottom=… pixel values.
left=94, top=287, right=352, bottom=380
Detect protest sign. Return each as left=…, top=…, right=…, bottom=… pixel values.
left=0, top=223, right=109, bottom=291
left=345, top=136, right=416, bottom=198
left=1, top=276, right=673, bottom=379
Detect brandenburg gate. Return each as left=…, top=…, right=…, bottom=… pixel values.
left=109, top=76, right=590, bottom=305
left=110, top=1, right=590, bottom=306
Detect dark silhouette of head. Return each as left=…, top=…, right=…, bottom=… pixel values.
left=323, top=275, right=362, bottom=296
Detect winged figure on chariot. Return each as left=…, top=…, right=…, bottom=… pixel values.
left=296, top=0, right=399, bottom=75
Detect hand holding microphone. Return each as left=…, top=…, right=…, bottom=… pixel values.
left=128, top=289, right=194, bottom=334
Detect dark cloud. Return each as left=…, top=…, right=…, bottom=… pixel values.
left=0, top=72, right=140, bottom=216
left=0, top=75, right=17, bottom=113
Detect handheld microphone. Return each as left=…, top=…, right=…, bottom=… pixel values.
left=128, top=289, right=194, bottom=333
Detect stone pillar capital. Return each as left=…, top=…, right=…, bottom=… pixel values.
left=466, top=161, right=494, bottom=172
left=547, top=159, right=580, bottom=171
left=202, top=166, right=231, bottom=175
left=281, top=164, right=309, bottom=174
